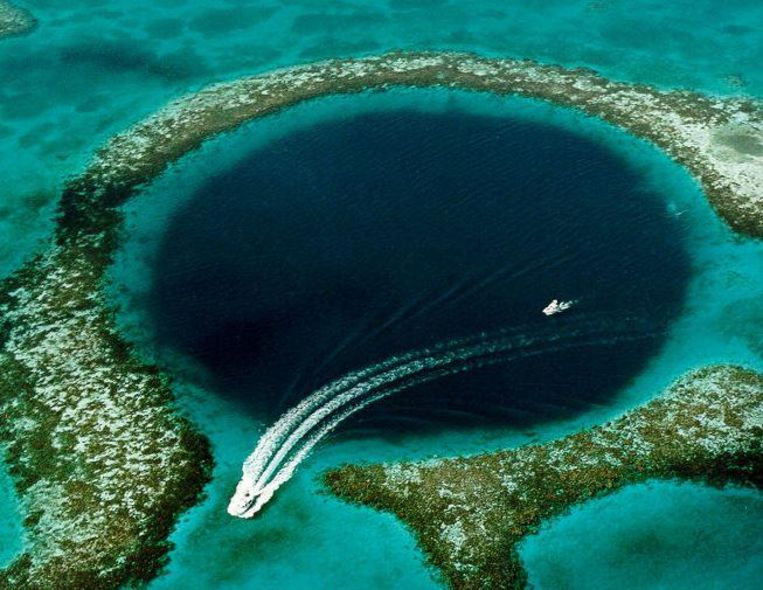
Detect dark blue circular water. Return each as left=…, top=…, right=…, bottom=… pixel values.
left=149, top=109, right=690, bottom=432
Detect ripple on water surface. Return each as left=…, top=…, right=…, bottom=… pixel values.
left=146, top=108, right=691, bottom=433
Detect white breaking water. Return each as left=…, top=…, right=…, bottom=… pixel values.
left=228, top=316, right=653, bottom=517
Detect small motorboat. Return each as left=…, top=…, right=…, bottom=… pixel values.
left=542, top=299, right=575, bottom=316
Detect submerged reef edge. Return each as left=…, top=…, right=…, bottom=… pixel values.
left=0, top=1, right=36, bottom=39
left=0, top=52, right=760, bottom=588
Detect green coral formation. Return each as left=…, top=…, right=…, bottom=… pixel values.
left=325, top=366, right=763, bottom=589
left=0, top=224, right=213, bottom=587
left=0, top=1, right=35, bottom=39
left=0, top=52, right=761, bottom=587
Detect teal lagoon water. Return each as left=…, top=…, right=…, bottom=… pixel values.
left=0, top=457, right=23, bottom=568
left=106, top=89, right=763, bottom=588
left=520, top=481, right=763, bottom=590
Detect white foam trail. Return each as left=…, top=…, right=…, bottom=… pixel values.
left=228, top=318, right=654, bottom=518
left=250, top=337, right=519, bottom=498
left=237, top=327, right=524, bottom=481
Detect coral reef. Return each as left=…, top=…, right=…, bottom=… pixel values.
left=65, top=53, right=763, bottom=239
left=325, top=366, right=763, bottom=589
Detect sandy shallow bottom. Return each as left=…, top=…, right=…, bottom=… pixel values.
left=520, top=481, right=763, bottom=590
left=0, top=458, right=23, bottom=569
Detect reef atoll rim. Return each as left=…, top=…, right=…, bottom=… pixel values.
left=325, top=366, right=763, bottom=590
left=65, top=51, right=763, bottom=240
left=0, top=252, right=213, bottom=589
left=0, top=52, right=761, bottom=588
left=0, top=1, right=36, bottom=39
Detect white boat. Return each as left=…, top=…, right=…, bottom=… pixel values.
left=542, top=299, right=575, bottom=316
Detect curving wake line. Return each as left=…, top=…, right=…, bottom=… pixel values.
left=228, top=316, right=655, bottom=518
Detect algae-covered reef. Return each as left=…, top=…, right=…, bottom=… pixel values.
left=325, top=366, right=763, bottom=589
left=0, top=247, right=212, bottom=588
left=0, top=52, right=760, bottom=588
left=0, top=1, right=35, bottom=39
left=66, top=52, right=763, bottom=239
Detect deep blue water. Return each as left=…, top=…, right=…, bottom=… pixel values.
left=148, top=109, right=690, bottom=432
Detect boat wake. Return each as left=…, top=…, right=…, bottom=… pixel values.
left=227, top=315, right=655, bottom=518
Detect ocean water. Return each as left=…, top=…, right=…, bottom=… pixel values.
left=105, top=89, right=763, bottom=588
left=1, top=1, right=762, bottom=588
left=520, top=480, right=763, bottom=590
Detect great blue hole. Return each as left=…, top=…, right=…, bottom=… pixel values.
left=146, top=107, right=690, bottom=433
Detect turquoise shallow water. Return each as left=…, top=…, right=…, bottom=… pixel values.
left=520, top=481, right=763, bottom=590
left=1, top=1, right=762, bottom=587
left=0, top=457, right=23, bottom=568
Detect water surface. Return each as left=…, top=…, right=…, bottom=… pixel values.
left=147, top=108, right=690, bottom=433
left=1, top=1, right=762, bottom=588
left=520, top=481, right=763, bottom=590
